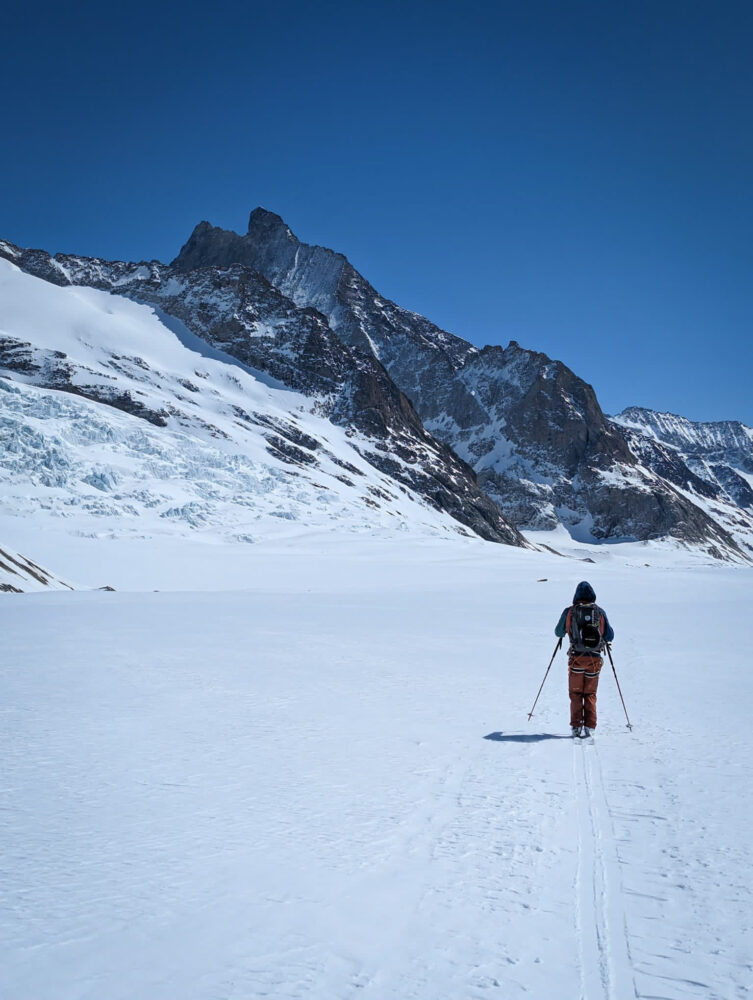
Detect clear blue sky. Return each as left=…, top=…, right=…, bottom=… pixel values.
left=3, top=1, right=752, bottom=423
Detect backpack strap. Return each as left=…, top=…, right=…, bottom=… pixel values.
left=591, top=605, right=604, bottom=649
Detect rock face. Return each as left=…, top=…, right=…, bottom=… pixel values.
left=169, top=210, right=748, bottom=557
left=0, top=239, right=525, bottom=547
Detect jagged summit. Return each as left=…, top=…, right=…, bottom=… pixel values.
left=173, top=208, right=345, bottom=279
left=247, top=206, right=289, bottom=233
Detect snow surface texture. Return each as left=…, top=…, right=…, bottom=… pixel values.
left=1, top=538, right=751, bottom=1000
left=0, top=258, right=472, bottom=574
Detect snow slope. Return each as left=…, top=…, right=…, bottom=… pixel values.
left=0, top=258, right=482, bottom=578
left=0, top=241, right=525, bottom=547
left=1, top=539, right=751, bottom=999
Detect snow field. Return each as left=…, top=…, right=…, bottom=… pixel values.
left=1, top=542, right=751, bottom=999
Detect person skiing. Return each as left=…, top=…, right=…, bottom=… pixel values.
left=555, top=581, right=614, bottom=738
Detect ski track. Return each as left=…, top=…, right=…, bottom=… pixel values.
left=574, top=738, right=636, bottom=1000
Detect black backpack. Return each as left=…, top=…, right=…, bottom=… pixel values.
left=568, top=603, right=604, bottom=654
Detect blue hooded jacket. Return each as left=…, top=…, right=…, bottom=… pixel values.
left=555, top=581, right=614, bottom=643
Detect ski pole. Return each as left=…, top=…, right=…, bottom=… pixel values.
left=605, top=643, right=632, bottom=730
left=527, top=637, right=562, bottom=721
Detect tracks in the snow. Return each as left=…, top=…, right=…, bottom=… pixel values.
left=574, top=740, right=635, bottom=1000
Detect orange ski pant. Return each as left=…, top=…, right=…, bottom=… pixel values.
left=568, top=655, right=602, bottom=729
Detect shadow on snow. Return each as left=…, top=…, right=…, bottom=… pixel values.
left=484, top=732, right=571, bottom=743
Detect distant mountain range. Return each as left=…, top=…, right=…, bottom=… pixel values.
left=2, top=209, right=751, bottom=562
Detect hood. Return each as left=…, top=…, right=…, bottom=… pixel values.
left=573, top=581, right=596, bottom=604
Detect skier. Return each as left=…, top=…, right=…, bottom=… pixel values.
left=555, top=581, right=614, bottom=738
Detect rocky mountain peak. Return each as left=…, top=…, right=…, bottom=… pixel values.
left=171, top=210, right=349, bottom=314
left=247, top=207, right=291, bottom=235
left=171, top=220, right=241, bottom=272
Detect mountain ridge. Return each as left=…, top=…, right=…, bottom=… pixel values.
left=612, top=406, right=753, bottom=549
left=167, top=210, right=749, bottom=559
left=2, top=211, right=751, bottom=562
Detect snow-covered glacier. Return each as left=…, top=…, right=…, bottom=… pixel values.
left=0, top=258, right=484, bottom=587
